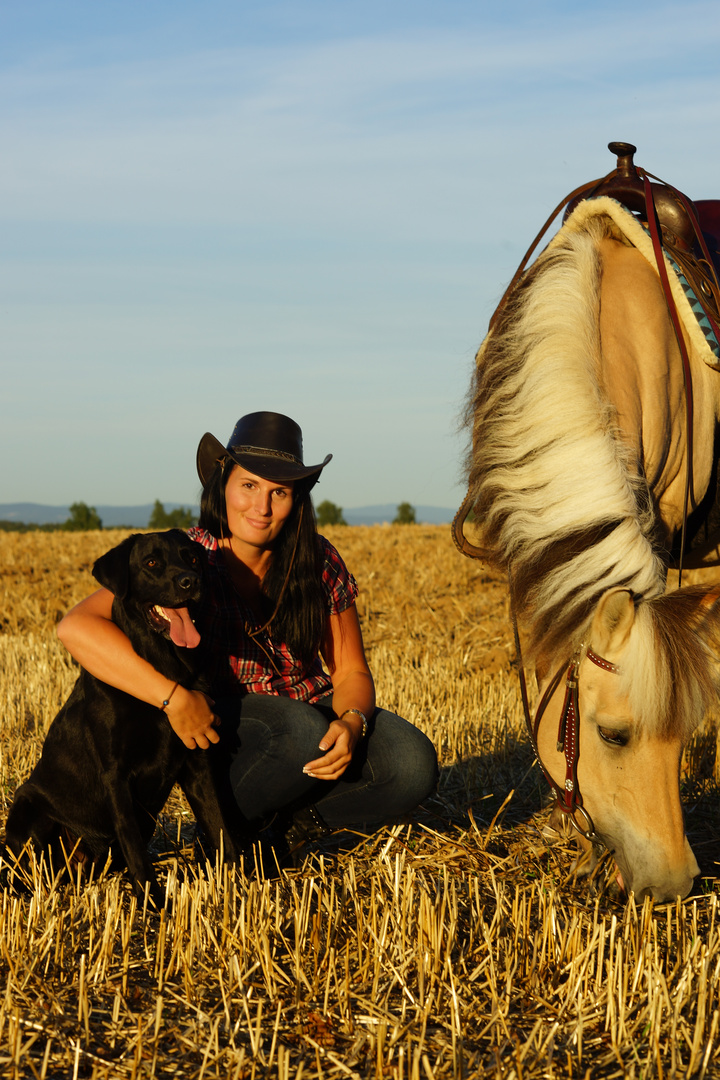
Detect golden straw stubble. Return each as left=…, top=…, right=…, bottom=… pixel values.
left=0, top=525, right=718, bottom=1078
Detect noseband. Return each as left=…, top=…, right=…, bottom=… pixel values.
left=524, top=645, right=619, bottom=843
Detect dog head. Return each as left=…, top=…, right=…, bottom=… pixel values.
left=93, top=530, right=205, bottom=649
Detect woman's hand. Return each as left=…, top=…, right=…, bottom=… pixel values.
left=163, top=688, right=221, bottom=750
left=302, top=714, right=363, bottom=781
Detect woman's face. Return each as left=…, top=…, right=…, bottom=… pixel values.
left=223, top=464, right=294, bottom=550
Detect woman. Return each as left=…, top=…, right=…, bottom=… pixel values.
left=58, top=412, right=438, bottom=856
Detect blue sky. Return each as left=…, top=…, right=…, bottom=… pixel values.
left=2, top=0, right=719, bottom=510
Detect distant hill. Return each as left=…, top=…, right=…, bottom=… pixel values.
left=0, top=502, right=456, bottom=528
left=0, top=503, right=199, bottom=528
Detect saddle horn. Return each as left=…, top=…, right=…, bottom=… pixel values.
left=565, top=141, right=699, bottom=255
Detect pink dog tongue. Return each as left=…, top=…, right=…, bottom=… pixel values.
left=161, top=607, right=201, bottom=648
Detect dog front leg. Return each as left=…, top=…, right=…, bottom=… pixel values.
left=104, top=784, right=165, bottom=907
left=4, top=788, right=64, bottom=885
left=178, top=755, right=249, bottom=866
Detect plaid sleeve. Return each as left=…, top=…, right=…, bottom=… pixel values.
left=319, top=535, right=359, bottom=615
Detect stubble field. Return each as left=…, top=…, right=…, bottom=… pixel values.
left=2, top=525, right=720, bottom=1078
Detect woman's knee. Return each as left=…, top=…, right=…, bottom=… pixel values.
left=406, top=727, right=439, bottom=800
left=368, top=710, right=438, bottom=804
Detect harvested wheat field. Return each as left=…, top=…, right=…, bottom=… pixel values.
left=2, top=526, right=720, bottom=1078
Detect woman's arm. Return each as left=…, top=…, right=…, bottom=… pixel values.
left=303, top=604, right=376, bottom=780
left=57, top=590, right=220, bottom=750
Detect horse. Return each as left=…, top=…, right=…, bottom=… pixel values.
left=456, top=144, right=720, bottom=901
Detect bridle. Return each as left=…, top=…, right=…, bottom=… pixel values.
left=516, top=635, right=619, bottom=844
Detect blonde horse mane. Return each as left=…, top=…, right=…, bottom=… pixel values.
left=465, top=213, right=720, bottom=737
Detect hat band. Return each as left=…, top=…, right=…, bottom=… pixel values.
left=231, top=444, right=303, bottom=465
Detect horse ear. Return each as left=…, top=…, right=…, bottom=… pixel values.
left=590, top=588, right=635, bottom=655
left=92, top=534, right=139, bottom=599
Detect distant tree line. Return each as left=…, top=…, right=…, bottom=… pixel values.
left=0, top=497, right=422, bottom=532
left=148, top=501, right=197, bottom=529
left=0, top=500, right=198, bottom=533
left=314, top=500, right=418, bottom=526
left=393, top=502, right=416, bottom=525
left=315, top=500, right=348, bottom=527
left=0, top=502, right=103, bottom=533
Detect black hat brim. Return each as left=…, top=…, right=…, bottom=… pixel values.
left=196, top=432, right=331, bottom=488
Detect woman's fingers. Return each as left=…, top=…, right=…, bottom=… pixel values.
left=304, top=758, right=349, bottom=780
left=165, top=689, right=220, bottom=749
left=303, top=720, right=355, bottom=778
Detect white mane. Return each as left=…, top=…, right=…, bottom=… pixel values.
left=465, top=213, right=720, bottom=736
left=467, top=214, right=666, bottom=664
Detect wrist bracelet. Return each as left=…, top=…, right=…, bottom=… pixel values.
left=160, top=682, right=179, bottom=711
left=341, top=708, right=368, bottom=738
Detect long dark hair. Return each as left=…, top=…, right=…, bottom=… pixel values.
left=199, top=461, right=325, bottom=667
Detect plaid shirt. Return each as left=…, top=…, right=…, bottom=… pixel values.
left=187, top=527, right=359, bottom=703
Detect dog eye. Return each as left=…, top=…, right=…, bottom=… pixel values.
left=145, top=558, right=157, bottom=568
left=598, top=726, right=629, bottom=747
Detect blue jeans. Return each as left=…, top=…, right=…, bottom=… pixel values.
left=216, top=694, right=438, bottom=828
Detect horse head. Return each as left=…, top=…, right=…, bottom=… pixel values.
left=535, top=586, right=720, bottom=901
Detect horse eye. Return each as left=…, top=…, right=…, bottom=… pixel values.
left=598, top=726, right=629, bottom=747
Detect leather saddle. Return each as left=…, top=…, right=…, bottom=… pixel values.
left=564, top=143, right=720, bottom=338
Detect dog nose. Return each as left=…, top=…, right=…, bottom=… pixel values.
left=176, top=573, right=199, bottom=591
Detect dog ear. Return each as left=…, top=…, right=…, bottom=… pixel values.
left=92, top=534, right=140, bottom=598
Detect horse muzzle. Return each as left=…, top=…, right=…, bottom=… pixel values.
left=613, top=837, right=699, bottom=903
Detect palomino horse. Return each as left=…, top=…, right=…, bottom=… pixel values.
left=456, top=143, right=720, bottom=901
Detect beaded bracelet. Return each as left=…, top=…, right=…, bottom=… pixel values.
left=160, top=682, right=179, bottom=711
left=341, top=708, right=368, bottom=738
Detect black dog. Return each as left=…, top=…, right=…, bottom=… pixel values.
left=5, top=530, right=245, bottom=906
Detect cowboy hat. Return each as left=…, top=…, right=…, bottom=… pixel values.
left=196, top=412, right=332, bottom=488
